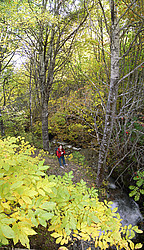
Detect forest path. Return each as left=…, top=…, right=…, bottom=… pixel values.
left=44, top=154, right=96, bottom=188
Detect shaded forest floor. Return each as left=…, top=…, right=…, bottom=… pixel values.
left=45, top=154, right=97, bottom=188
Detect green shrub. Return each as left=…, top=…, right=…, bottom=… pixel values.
left=129, top=170, right=144, bottom=201
left=0, top=137, right=143, bottom=249
left=69, top=151, right=85, bottom=165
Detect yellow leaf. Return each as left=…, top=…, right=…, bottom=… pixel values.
left=58, top=247, right=68, bottom=250
left=1, top=202, right=10, bottom=210
left=22, top=196, right=32, bottom=204
left=61, top=238, right=67, bottom=245
left=51, top=232, right=62, bottom=238
left=129, top=240, right=134, bottom=250
left=19, top=199, right=24, bottom=206
left=19, top=232, right=30, bottom=249
left=43, top=186, right=52, bottom=193
left=38, top=189, right=45, bottom=196
left=135, top=243, right=143, bottom=249
left=56, top=236, right=62, bottom=244
left=13, top=233, right=19, bottom=245
left=26, top=189, right=38, bottom=197
left=22, top=227, right=37, bottom=236
left=13, top=192, right=20, bottom=199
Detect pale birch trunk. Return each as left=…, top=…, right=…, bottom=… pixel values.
left=96, top=0, right=119, bottom=186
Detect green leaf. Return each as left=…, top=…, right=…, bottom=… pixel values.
left=62, top=216, right=69, bottom=228
left=129, top=240, right=134, bottom=250
left=56, top=236, right=62, bottom=244
left=128, top=230, right=135, bottom=239
left=3, top=164, right=10, bottom=171
left=38, top=217, right=47, bottom=227
left=1, top=225, right=15, bottom=238
left=65, top=223, right=71, bottom=235
left=26, top=189, right=38, bottom=197
left=36, top=171, right=46, bottom=176
left=135, top=193, right=140, bottom=201
left=40, top=202, right=56, bottom=211
left=91, top=215, right=100, bottom=223
left=38, top=165, right=49, bottom=171
left=0, top=180, right=5, bottom=185
left=129, top=189, right=137, bottom=197
left=38, top=160, right=45, bottom=167
left=10, top=181, right=23, bottom=190
left=31, top=216, right=39, bottom=227
left=136, top=179, right=143, bottom=187
left=0, top=173, right=4, bottom=178
left=0, top=235, right=9, bottom=245
left=42, top=185, right=52, bottom=193
left=129, top=185, right=135, bottom=190
left=12, top=224, right=20, bottom=238
left=1, top=218, right=15, bottom=224
left=140, top=189, right=144, bottom=194
left=35, top=197, right=44, bottom=207
left=69, top=216, right=77, bottom=230
left=41, top=212, right=54, bottom=221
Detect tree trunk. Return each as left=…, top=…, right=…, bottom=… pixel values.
left=96, top=0, right=119, bottom=186
left=40, top=24, right=55, bottom=151
left=0, top=109, right=5, bottom=137
left=29, top=62, right=32, bottom=130
left=26, top=0, right=88, bottom=151
left=42, top=96, right=50, bottom=151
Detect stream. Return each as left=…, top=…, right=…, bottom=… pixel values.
left=51, top=140, right=144, bottom=249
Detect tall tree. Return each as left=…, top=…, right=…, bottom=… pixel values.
left=0, top=0, right=20, bottom=136
left=95, top=0, right=144, bottom=186
left=15, top=0, right=89, bottom=150
left=96, top=0, right=120, bottom=185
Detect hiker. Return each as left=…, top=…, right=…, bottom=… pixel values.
left=56, top=145, right=67, bottom=168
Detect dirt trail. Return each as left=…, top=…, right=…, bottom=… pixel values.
left=44, top=155, right=96, bottom=187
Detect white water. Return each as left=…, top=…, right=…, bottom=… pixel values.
left=108, top=178, right=143, bottom=227
left=110, top=196, right=143, bottom=227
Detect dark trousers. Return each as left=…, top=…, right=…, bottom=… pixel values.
left=58, top=155, right=66, bottom=166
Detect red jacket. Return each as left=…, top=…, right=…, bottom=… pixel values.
left=56, top=148, right=65, bottom=158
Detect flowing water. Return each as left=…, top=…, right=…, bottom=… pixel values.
left=107, top=178, right=143, bottom=227
left=51, top=141, right=144, bottom=249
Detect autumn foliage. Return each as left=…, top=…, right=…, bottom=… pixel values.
left=0, top=137, right=143, bottom=249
